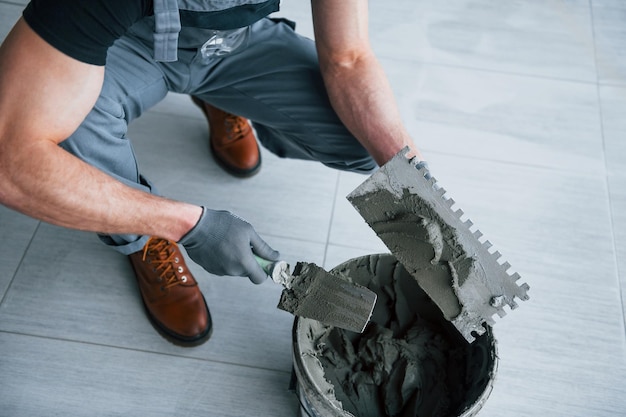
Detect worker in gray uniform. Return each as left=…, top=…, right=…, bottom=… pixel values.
left=0, top=0, right=424, bottom=346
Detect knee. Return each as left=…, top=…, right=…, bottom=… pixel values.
left=253, top=123, right=377, bottom=173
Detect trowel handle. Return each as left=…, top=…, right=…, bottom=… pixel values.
left=254, top=255, right=277, bottom=275
left=254, top=255, right=292, bottom=288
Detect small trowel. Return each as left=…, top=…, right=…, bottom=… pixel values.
left=255, top=255, right=377, bottom=333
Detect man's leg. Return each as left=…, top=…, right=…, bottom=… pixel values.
left=59, top=33, right=212, bottom=346
left=187, top=18, right=377, bottom=174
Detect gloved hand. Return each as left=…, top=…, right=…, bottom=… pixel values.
left=178, top=207, right=280, bottom=284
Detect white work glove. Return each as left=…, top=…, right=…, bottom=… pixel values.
left=179, top=207, right=280, bottom=284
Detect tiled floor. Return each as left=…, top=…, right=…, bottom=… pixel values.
left=1, top=1, right=625, bottom=416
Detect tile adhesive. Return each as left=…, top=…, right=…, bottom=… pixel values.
left=286, top=149, right=528, bottom=417
left=292, top=255, right=497, bottom=417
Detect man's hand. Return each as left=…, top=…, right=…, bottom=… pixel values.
left=179, top=207, right=280, bottom=284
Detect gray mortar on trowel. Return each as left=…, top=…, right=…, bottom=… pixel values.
left=278, top=263, right=354, bottom=322
left=348, top=149, right=529, bottom=342
left=277, top=262, right=376, bottom=333
left=351, top=189, right=474, bottom=321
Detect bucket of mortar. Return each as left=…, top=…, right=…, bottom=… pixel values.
left=291, top=254, right=498, bottom=417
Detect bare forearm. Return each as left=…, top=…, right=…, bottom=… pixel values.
left=0, top=18, right=201, bottom=242
left=320, top=52, right=421, bottom=165
left=311, top=0, right=423, bottom=166
left=0, top=140, right=201, bottom=241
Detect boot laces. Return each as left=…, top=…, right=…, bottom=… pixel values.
left=141, top=237, right=188, bottom=289
left=224, top=114, right=249, bottom=141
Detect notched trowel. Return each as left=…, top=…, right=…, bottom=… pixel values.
left=255, top=256, right=377, bottom=333
left=347, top=147, right=530, bottom=343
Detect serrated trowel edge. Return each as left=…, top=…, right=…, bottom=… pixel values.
left=347, top=147, right=529, bottom=343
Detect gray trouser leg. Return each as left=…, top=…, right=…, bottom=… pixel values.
left=60, top=17, right=375, bottom=254
left=184, top=18, right=377, bottom=173
left=59, top=34, right=169, bottom=255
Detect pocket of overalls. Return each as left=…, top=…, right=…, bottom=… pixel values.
left=199, top=26, right=251, bottom=61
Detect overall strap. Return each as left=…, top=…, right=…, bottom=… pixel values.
left=152, top=0, right=280, bottom=62
left=153, top=0, right=181, bottom=62
left=178, top=0, right=280, bottom=30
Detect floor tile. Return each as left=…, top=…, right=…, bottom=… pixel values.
left=592, top=0, right=626, bottom=85
left=323, top=245, right=389, bottom=273
left=0, top=3, right=22, bottom=42
left=424, top=154, right=613, bottom=282
left=328, top=171, right=391, bottom=253
left=0, top=206, right=38, bottom=299
left=379, top=60, right=604, bottom=173
left=0, top=223, right=319, bottom=372
left=0, top=332, right=298, bottom=417
left=1, top=0, right=27, bottom=6
left=369, top=0, right=597, bottom=82
left=273, top=1, right=314, bottom=39
left=129, top=101, right=340, bottom=245
left=480, top=351, right=626, bottom=417
left=423, top=154, right=626, bottom=416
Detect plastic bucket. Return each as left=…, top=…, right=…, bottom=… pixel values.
left=292, top=254, right=498, bottom=417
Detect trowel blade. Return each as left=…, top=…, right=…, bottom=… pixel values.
left=347, top=147, right=529, bottom=343
left=277, top=262, right=378, bottom=333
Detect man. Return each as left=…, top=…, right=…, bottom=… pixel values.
left=0, top=0, right=423, bottom=346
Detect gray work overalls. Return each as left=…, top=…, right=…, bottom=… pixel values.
left=60, top=0, right=376, bottom=254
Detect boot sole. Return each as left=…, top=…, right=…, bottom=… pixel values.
left=209, top=139, right=262, bottom=178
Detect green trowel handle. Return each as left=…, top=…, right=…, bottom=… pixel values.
left=254, top=254, right=277, bottom=276
left=254, top=255, right=291, bottom=287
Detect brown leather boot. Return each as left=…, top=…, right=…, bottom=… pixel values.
left=191, top=96, right=261, bottom=177
left=129, top=237, right=212, bottom=346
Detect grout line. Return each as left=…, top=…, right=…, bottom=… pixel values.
left=605, top=178, right=626, bottom=341
left=599, top=81, right=626, bottom=88
left=0, top=329, right=294, bottom=376
left=258, top=230, right=327, bottom=246
left=322, top=171, right=341, bottom=268
left=0, top=221, right=41, bottom=308
left=589, top=0, right=626, bottom=341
